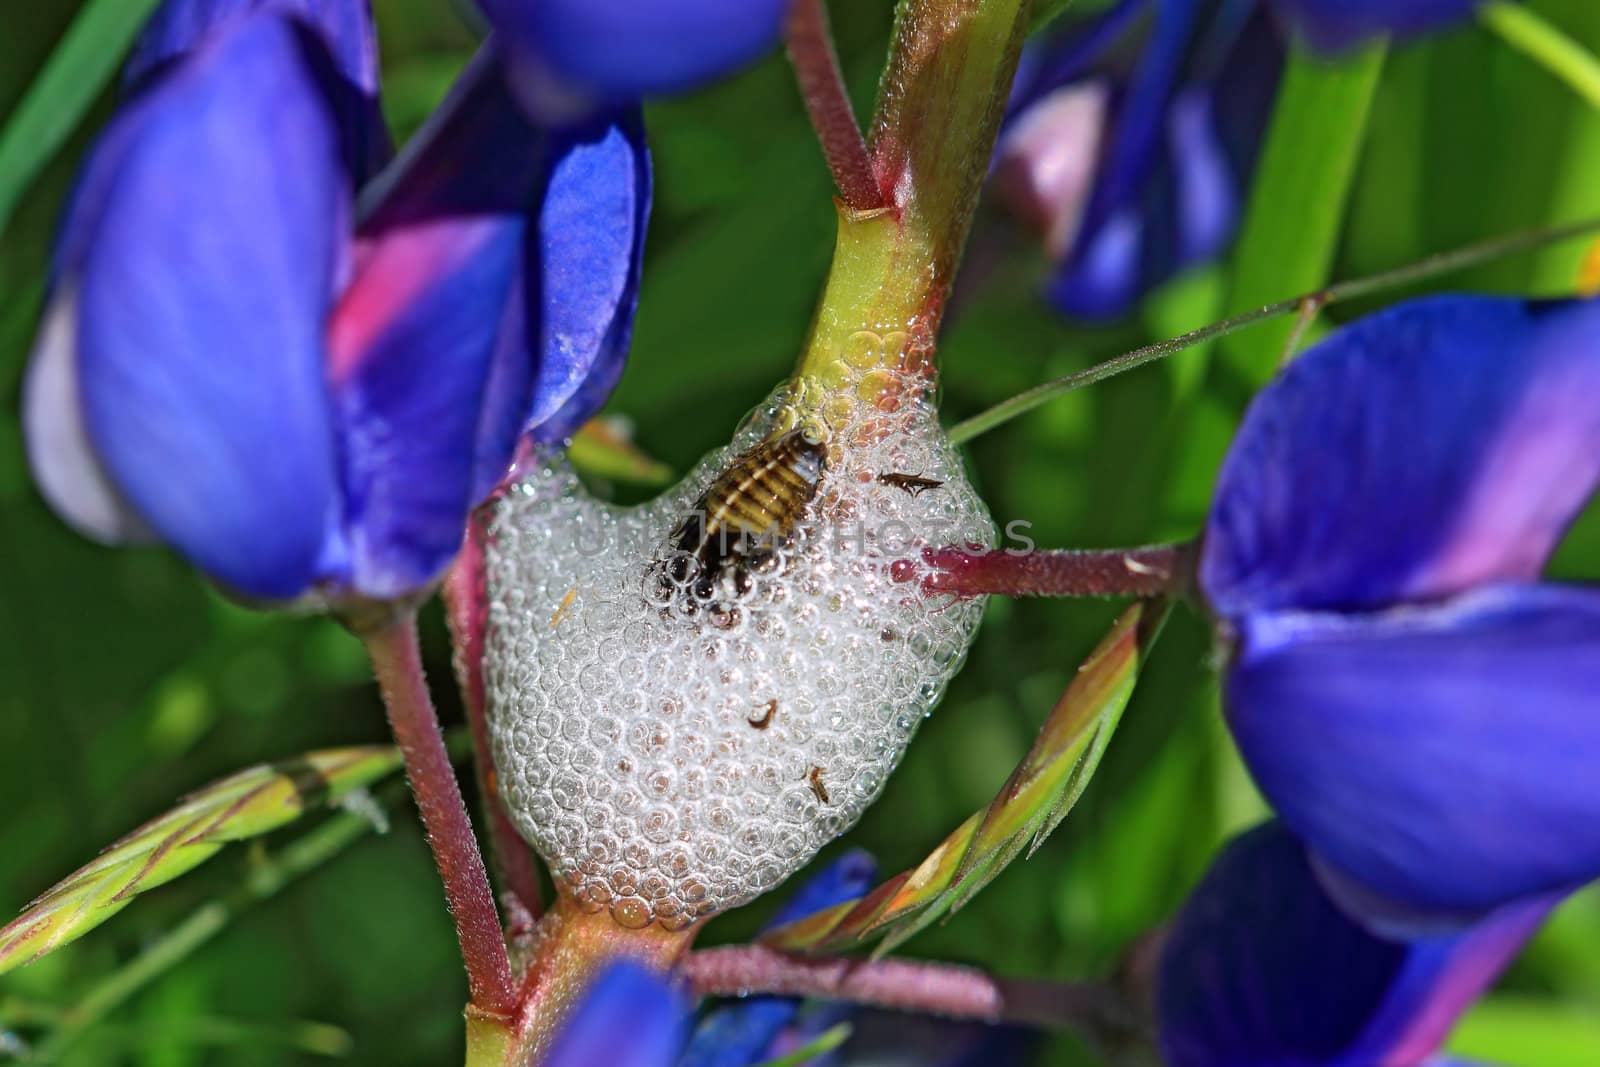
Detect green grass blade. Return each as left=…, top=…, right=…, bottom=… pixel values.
left=765, top=602, right=1168, bottom=955
left=0, top=746, right=402, bottom=975
left=1215, top=41, right=1386, bottom=385
left=0, top=0, right=162, bottom=238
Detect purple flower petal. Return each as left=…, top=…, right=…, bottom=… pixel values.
left=22, top=291, right=151, bottom=545
left=127, top=0, right=388, bottom=182
left=681, top=851, right=877, bottom=1067
left=1158, top=822, right=1550, bottom=1067
left=1271, top=0, right=1484, bottom=54
left=1226, top=584, right=1600, bottom=922
left=541, top=960, right=687, bottom=1067
left=1202, top=296, right=1600, bottom=620
left=67, top=13, right=347, bottom=600
left=523, top=108, right=650, bottom=444
left=329, top=53, right=549, bottom=596
left=478, top=0, right=786, bottom=99
left=1023, top=0, right=1280, bottom=320
left=25, top=100, right=170, bottom=546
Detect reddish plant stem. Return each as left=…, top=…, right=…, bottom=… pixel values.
left=364, top=615, right=517, bottom=1018
left=444, top=511, right=545, bottom=922
left=682, top=946, right=1138, bottom=1037
left=922, top=543, right=1196, bottom=599
left=787, top=0, right=885, bottom=212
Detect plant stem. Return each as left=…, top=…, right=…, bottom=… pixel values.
left=787, top=0, right=883, bottom=212
left=506, top=894, right=701, bottom=1064
left=921, top=543, right=1194, bottom=599
left=947, top=212, right=1600, bottom=444
left=363, top=616, right=517, bottom=1019
left=33, top=810, right=376, bottom=1060
left=1482, top=1, right=1600, bottom=110
left=791, top=0, right=1033, bottom=394
left=682, top=946, right=1138, bottom=1038
left=444, top=513, right=545, bottom=922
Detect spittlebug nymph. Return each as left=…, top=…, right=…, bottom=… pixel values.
left=876, top=471, right=943, bottom=496
left=657, top=424, right=828, bottom=618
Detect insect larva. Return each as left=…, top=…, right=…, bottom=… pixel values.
left=659, top=425, right=828, bottom=614
left=876, top=471, right=943, bottom=496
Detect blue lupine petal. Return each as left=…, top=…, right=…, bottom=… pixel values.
left=1020, top=0, right=1280, bottom=320
left=127, top=0, right=387, bottom=181
left=1158, top=822, right=1549, bottom=1067
left=1227, top=585, right=1600, bottom=922
left=23, top=291, right=152, bottom=545
left=1202, top=296, right=1600, bottom=621
left=681, top=851, right=877, bottom=1067
left=1070, top=0, right=1202, bottom=270
left=25, top=92, right=171, bottom=546
left=524, top=108, right=651, bottom=443
left=543, top=960, right=689, bottom=1067
left=479, top=0, right=785, bottom=99
left=72, top=14, right=346, bottom=600
left=1271, top=0, right=1483, bottom=54
left=329, top=53, right=546, bottom=596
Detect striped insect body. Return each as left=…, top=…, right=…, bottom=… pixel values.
left=657, top=424, right=829, bottom=620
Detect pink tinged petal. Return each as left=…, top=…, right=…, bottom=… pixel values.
left=1201, top=296, right=1600, bottom=619
left=22, top=287, right=151, bottom=544
left=1226, top=584, right=1600, bottom=922
left=992, top=82, right=1110, bottom=261
left=71, top=14, right=349, bottom=600
left=327, top=54, right=543, bottom=597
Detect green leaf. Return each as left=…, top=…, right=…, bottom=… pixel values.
left=0, top=0, right=163, bottom=238
left=748, top=1023, right=852, bottom=1067
left=1481, top=1, right=1600, bottom=110
left=1450, top=996, right=1600, bottom=1067
left=568, top=418, right=675, bottom=487
left=0, top=747, right=402, bottom=976
left=1216, top=41, right=1386, bottom=385
left=764, top=602, right=1168, bottom=956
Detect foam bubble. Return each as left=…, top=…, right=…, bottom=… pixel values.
left=483, top=373, right=993, bottom=928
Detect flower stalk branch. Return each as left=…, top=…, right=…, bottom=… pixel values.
left=922, top=543, right=1196, bottom=600
left=787, top=0, right=884, bottom=212
left=682, top=945, right=1138, bottom=1039
left=362, top=615, right=517, bottom=1019
left=792, top=0, right=1033, bottom=393
left=445, top=513, right=545, bottom=923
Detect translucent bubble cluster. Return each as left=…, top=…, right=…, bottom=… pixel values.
left=482, top=369, right=994, bottom=929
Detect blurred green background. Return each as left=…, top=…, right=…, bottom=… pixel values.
left=4, top=0, right=1600, bottom=1063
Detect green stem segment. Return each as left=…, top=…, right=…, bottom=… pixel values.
left=363, top=617, right=517, bottom=1020
left=1482, top=1, right=1600, bottom=110
left=793, top=0, right=1033, bottom=394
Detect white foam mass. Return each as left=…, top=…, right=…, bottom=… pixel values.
left=482, top=373, right=993, bottom=929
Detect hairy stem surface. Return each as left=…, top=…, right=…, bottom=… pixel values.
left=364, top=616, right=516, bottom=1018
